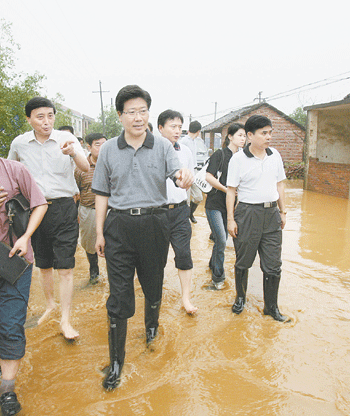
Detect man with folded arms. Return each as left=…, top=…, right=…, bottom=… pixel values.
left=8, top=97, right=89, bottom=340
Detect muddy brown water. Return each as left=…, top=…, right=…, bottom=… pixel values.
left=16, top=180, right=350, bottom=415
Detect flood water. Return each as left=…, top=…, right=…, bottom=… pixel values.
left=18, top=180, right=350, bottom=415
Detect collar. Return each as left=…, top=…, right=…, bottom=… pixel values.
left=174, top=141, right=181, bottom=151
left=27, top=129, right=59, bottom=143
left=243, top=143, right=272, bottom=158
left=118, top=130, right=154, bottom=149
left=87, top=153, right=96, bottom=167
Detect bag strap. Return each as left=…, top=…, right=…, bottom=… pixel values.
left=7, top=205, right=15, bottom=247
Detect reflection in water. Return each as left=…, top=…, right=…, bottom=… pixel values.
left=16, top=181, right=350, bottom=415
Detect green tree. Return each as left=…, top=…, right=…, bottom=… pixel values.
left=86, top=106, right=122, bottom=139
left=0, top=19, right=45, bottom=156
left=52, top=93, right=73, bottom=129
left=289, top=106, right=307, bottom=128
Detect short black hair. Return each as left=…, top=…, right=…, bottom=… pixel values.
left=148, top=122, right=153, bottom=132
left=245, top=115, right=272, bottom=134
left=25, top=97, right=56, bottom=117
left=85, top=132, right=106, bottom=146
left=115, top=85, right=152, bottom=113
left=157, top=109, right=184, bottom=128
left=58, top=125, right=74, bottom=135
left=188, top=120, right=201, bottom=133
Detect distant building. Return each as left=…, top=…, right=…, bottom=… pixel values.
left=58, top=104, right=95, bottom=137
left=304, top=95, right=350, bottom=199
left=202, top=102, right=305, bottom=163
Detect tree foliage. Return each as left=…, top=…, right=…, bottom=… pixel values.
left=289, top=106, right=307, bottom=128
left=86, top=106, right=122, bottom=139
left=0, top=19, right=45, bottom=157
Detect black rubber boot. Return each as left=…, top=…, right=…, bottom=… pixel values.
left=0, top=392, right=21, bottom=416
left=102, top=316, right=127, bottom=391
left=86, top=252, right=99, bottom=284
left=232, top=267, right=248, bottom=314
left=189, top=202, right=198, bottom=223
left=145, top=299, right=161, bottom=345
left=263, top=274, right=288, bottom=322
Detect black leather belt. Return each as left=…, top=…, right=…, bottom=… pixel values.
left=164, top=200, right=187, bottom=209
left=111, top=207, right=168, bottom=216
left=47, top=197, right=74, bottom=205
left=240, top=201, right=277, bottom=208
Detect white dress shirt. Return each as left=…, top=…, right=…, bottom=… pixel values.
left=8, top=129, right=86, bottom=199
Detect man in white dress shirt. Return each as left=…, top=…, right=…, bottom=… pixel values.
left=158, top=110, right=197, bottom=314
left=8, top=97, right=89, bottom=339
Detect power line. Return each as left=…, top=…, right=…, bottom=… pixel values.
left=192, top=71, right=350, bottom=121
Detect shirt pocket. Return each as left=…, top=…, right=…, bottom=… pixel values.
left=45, top=149, right=71, bottom=176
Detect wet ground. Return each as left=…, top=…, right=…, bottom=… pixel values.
left=16, top=180, right=350, bottom=415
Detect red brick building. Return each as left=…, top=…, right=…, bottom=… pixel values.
left=304, top=96, right=350, bottom=199
left=202, top=102, right=305, bottom=163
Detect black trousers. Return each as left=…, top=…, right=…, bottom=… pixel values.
left=233, top=203, right=282, bottom=275
left=104, top=210, right=170, bottom=319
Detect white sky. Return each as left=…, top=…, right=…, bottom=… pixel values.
left=2, top=0, right=350, bottom=130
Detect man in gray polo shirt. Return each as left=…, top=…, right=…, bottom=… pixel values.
left=92, top=85, right=193, bottom=391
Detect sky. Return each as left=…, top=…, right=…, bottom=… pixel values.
left=1, top=0, right=350, bottom=131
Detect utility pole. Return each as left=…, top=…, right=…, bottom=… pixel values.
left=214, top=102, right=217, bottom=121
left=92, top=80, right=109, bottom=136
left=256, top=91, right=263, bottom=103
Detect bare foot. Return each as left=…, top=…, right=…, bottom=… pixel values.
left=60, top=321, right=79, bottom=340
left=37, top=303, right=57, bottom=325
left=182, top=298, right=198, bottom=315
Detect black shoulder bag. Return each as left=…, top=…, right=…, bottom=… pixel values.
left=5, top=193, right=31, bottom=247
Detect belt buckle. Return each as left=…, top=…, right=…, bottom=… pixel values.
left=168, top=204, right=175, bottom=209
left=264, top=202, right=272, bottom=208
left=130, top=208, right=142, bottom=215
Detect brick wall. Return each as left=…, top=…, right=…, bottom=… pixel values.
left=307, top=157, right=350, bottom=199
left=221, top=106, right=305, bottom=163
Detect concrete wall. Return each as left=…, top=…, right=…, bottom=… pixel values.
left=305, top=105, right=350, bottom=199
left=316, top=108, right=350, bottom=164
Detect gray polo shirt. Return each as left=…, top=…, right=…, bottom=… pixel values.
left=91, top=130, right=180, bottom=209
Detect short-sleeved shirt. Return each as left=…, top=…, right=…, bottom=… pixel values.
left=227, top=145, right=286, bottom=203
left=74, top=154, right=96, bottom=208
left=205, top=146, right=233, bottom=213
left=8, top=129, right=86, bottom=199
left=92, top=130, right=180, bottom=209
left=166, top=142, right=193, bottom=204
left=179, top=135, right=197, bottom=167
left=0, top=158, right=47, bottom=263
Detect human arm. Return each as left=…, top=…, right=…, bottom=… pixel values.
left=277, top=180, right=287, bottom=230
left=95, top=194, right=109, bottom=257
left=206, top=172, right=227, bottom=193
left=9, top=203, right=48, bottom=257
left=226, top=186, right=238, bottom=238
left=0, top=186, right=8, bottom=207
left=61, top=140, right=90, bottom=172
left=174, top=168, right=193, bottom=190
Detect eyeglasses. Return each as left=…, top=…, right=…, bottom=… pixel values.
left=122, top=109, right=149, bottom=118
